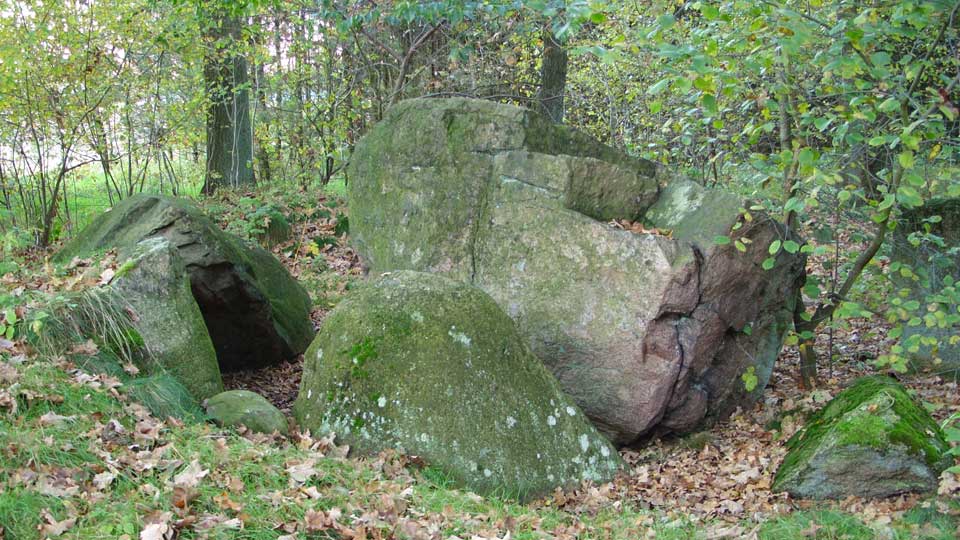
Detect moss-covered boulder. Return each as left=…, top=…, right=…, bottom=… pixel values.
left=206, top=390, right=288, bottom=435
left=773, top=376, right=950, bottom=499
left=347, top=97, right=805, bottom=444
left=293, top=271, right=622, bottom=500
left=890, top=198, right=960, bottom=376
left=113, top=238, right=223, bottom=399
left=57, top=194, right=314, bottom=371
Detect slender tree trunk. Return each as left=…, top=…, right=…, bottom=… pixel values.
left=537, top=27, right=568, bottom=124
left=203, top=14, right=254, bottom=194
left=254, top=38, right=271, bottom=184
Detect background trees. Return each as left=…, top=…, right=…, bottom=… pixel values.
left=0, top=0, right=957, bottom=383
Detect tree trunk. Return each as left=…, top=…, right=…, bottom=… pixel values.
left=537, top=28, right=568, bottom=124
left=254, top=41, right=271, bottom=184
left=203, top=14, right=254, bottom=194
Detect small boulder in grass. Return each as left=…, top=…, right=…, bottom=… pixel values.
left=773, top=376, right=950, bottom=499
left=206, top=390, right=289, bottom=435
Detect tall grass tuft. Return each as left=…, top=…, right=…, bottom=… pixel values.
left=31, top=287, right=143, bottom=365
left=125, top=374, right=205, bottom=421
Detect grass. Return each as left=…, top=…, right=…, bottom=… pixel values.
left=3, top=160, right=348, bottom=249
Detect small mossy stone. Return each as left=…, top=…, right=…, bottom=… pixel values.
left=206, top=390, right=289, bottom=435
left=293, top=270, right=622, bottom=501
left=126, top=374, right=204, bottom=421
left=773, top=376, right=950, bottom=499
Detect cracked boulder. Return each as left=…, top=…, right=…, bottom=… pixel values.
left=293, top=271, right=622, bottom=500
left=57, top=194, right=314, bottom=371
left=347, top=97, right=805, bottom=445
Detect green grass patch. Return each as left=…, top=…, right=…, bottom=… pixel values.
left=125, top=374, right=205, bottom=421
left=759, top=510, right=874, bottom=540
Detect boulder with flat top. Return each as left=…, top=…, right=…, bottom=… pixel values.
left=347, top=97, right=806, bottom=445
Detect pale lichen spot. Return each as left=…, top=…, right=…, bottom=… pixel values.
left=411, top=311, right=424, bottom=323
left=600, top=445, right=610, bottom=457
left=506, top=416, right=517, bottom=428
left=579, top=434, right=590, bottom=452
left=566, top=406, right=576, bottom=416
left=483, top=469, right=492, bottom=478
left=547, top=415, right=557, bottom=426
left=307, top=389, right=313, bottom=399
left=377, top=396, right=387, bottom=408
left=448, top=327, right=472, bottom=347
left=316, top=348, right=324, bottom=361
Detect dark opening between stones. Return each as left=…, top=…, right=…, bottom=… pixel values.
left=188, top=263, right=292, bottom=372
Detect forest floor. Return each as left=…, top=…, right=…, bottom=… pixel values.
left=1, top=186, right=959, bottom=539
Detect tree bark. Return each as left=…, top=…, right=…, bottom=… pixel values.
left=537, top=28, right=568, bottom=124
left=203, top=14, right=254, bottom=194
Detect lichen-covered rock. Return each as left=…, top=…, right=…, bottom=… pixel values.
left=890, top=198, right=960, bottom=376
left=113, top=238, right=223, bottom=399
left=773, top=376, right=950, bottom=499
left=293, top=271, right=622, bottom=500
left=206, top=390, right=289, bottom=435
left=57, top=194, right=314, bottom=371
left=347, top=97, right=805, bottom=444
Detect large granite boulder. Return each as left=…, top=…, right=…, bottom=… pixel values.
left=773, top=376, right=950, bottom=499
left=293, top=271, right=622, bottom=500
left=57, top=194, right=314, bottom=371
left=890, top=198, right=960, bottom=376
left=113, top=238, right=223, bottom=399
left=347, top=97, right=805, bottom=445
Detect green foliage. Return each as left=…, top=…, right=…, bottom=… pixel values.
left=741, top=366, right=759, bottom=392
